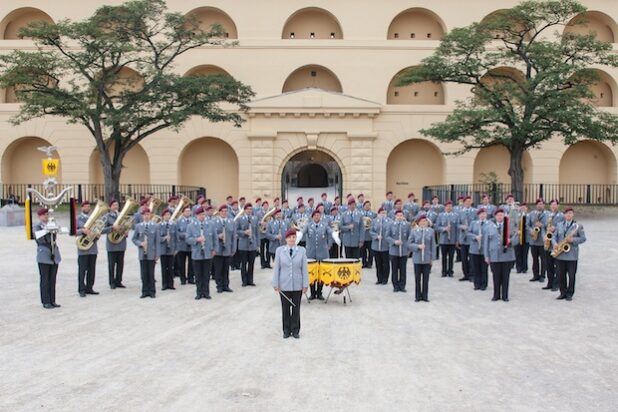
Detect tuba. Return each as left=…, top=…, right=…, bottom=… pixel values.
left=148, top=197, right=162, bottom=223
left=107, top=197, right=139, bottom=244
left=291, top=216, right=308, bottom=231
left=170, top=196, right=193, bottom=222
left=260, top=207, right=277, bottom=234
left=233, top=207, right=245, bottom=222
left=76, top=200, right=109, bottom=251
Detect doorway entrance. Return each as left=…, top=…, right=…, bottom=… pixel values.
left=281, top=150, right=342, bottom=201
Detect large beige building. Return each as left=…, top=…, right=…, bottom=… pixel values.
left=1, top=0, right=618, bottom=204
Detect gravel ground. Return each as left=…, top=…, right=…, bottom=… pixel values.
left=0, top=213, right=617, bottom=411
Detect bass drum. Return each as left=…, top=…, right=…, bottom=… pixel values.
left=307, top=259, right=319, bottom=285
left=320, top=258, right=361, bottom=287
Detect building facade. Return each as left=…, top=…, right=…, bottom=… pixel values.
left=1, top=0, right=617, bottom=204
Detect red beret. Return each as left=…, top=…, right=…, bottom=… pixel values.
left=416, top=214, right=427, bottom=223
left=477, top=208, right=486, bottom=215
left=81, top=200, right=90, bottom=207
left=445, top=200, right=453, bottom=206
left=297, top=203, right=305, bottom=208
left=37, top=207, right=49, bottom=216
left=239, top=197, right=245, bottom=202
left=386, top=191, right=393, bottom=195
left=347, top=198, right=356, bottom=205
left=307, top=197, right=314, bottom=202
left=231, top=201, right=238, bottom=206
left=520, top=203, right=527, bottom=207
left=226, top=196, right=233, bottom=200
left=505, top=193, right=514, bottom=200
left=394, top=198, right=402, bottom=204
left=274, top=208, right=282, bottom=214
left=197, top=195, right=205, bottom=201
left=161, top=209, right=171, bottom=216
left=394, top=209, right=404, bottom=215
left=255, top=197, right=262, bottom=202
left=358, top=193, right=364, bottom=197
left=482, top=193, right=489, bottom=199
left=564, top=207, right=574, bottom=213
left=311, top=210, right=321, bottom=217
left=243, top=202, right=253, bottom=209
left=218, top=205, right=228, bottom=212
left=423, top=200, right=430, bottom=205
left=321, top=192, right=327, bottom=197
left=363, top=200, right=371, bottom=206
left=109, top=199, right=118, bottom=206
left=378, top=207, right=385, bottom=213
left=464, top=196, right=471, bottom=201
left=139, top=198, right=148, bottom=206
left=432, top=195, right=439, bottom=200
left=182, top=205, right=191, bottom=212
left=282, top=199, right=288, bottom=204
left=205, top=206, right=213, bottom=211
left=195, top=207, right=205, bottom=215
left=334, top=196, right=340, bottom=200
left=495, top=208, right=505, bottom=215
left=550, top=199, right=559, bottom=205
left=285, top=229, right=296, bottom=239
left=141, top=208, right=151, bottom=215
left=536, top=198, right=545, bottom=205
left=408, top=192, right=415, bottom=198
left=297, top=197, right=303, bottom=201
left=330, top=207, right=338, bottom=212
left=274, top=197, right=280, bottom=202
left=457, top=196, right=464, bottom=200
left=262, top=201, right=269, bottom=206
left=168, top=196, right=175, bottom=202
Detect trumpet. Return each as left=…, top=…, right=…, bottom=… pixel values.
left=551, top=223, right=578, bottom=258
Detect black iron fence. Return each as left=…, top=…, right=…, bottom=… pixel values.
left=0, top=183, right=206, bottom=206
left=422, top=183, right=618, bottom=206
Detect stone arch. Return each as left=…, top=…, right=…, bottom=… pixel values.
left=387, top=8, right=446, bottom=40
left=183, top=65, right=231, bottom=78
left=89, top=142, right=150, bottom=185
left=480, top=9, right=532, bottom=40
left=0, top=7, right=54, bottom=40
left=185, top=7, right=238, bottom=39
left=178, top=137, right=238, bottom=202
left=282, top=65, right=343, bottom=93
left=386, top=139, right=445, bottom=200
left=1, top=136, right=60, bottom=185
left=564, top=11, right=617, bottom=43
left=282, top=7, right=343, bottom=39
left=386, top=67, right=445, bottom=104
left=297, top=163, right=328, bottom=187
left=106, top=67, right=144, bottom=97
left=559, top=140, right=616, bottom=185
left=473, top=145, right=533, bottom=184
left=580, top=68, right=617, bottom=107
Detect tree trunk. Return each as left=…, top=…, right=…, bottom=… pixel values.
left=100, top=153, right=123, bottom=202
left=508, top=146, right=525, bottom=202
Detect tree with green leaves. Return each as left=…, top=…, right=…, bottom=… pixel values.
left=398, top=0, right=618, bottom=200
left=0, top=0, right=254, bottom=201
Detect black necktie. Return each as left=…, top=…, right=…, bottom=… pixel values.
left=289, top=248, right=293, bottom=257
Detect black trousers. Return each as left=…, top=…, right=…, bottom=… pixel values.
left=361, top=240, right=373, bottom=267
left=193, top=259, right=212, bottom=298
left=373, top=250, right=390, bottom=284
left=239, top=250, right=257, bottom=285
left=280, top=290, right=302, bottom=335
left=77, top=254, right=97, bottom=293
left=260, top=238, right=270, bottom=267
left=175, top=251, right=193, bottom=283
left=490, top=261, right=512, bottom=300
left=38, top=263, right=58, bottom=305
left=160, top=255, right=174, bottom=289
left=414, top=264, right=431, bottom=300
left=459, top=244, right=470, bottom=278
left=214, top=255, right=231, bottom=291
left=514, top=243, right=529, bottom=273
left=440, top=244, right=455, bottom=275
left=232, top=241, right=241, bottom=269
left=546, top=251, right=557, bottom=288
left=390, top=255, right=407, bottom=291
left=310, top=281, right=324, bottom=297
left=556, top=259, right=577, bottom=298
left=329, top=244, right=340, bottom=258
left=140, top=259, right=156, bottom=297
left=471, top=254, right=488, bottom=289
left=345, top=246, right=360, bottom=259
left=107, top=251, right=125, bottom=287
left=530, top=245, right=546, bottom=279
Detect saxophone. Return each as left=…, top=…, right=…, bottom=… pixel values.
left=107, top=197, right=139, bottom=244
left=76, top=200, right=109, bottom=251
left=531, top=211, right=541, bottom=241
left=544, top=215, right=554, bottom=251
left=551, top=223, right=578, bottom=258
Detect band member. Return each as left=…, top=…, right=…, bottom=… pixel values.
left=257, top=201, right=271, bottom=269
left=327, top=207, right=342, bottom=258
left=272, top=197, right=281, bottom=210
left=321, top=192, right=332, bottom=214
left=238, top=197, right=246, bottom=212
left=408, top=214, right=435, bottom=302
left=500, top=194, right=516, bottom=215
left=187, top=206, right=217, bottom=300
left=404, top=192, right=420, bottom=222
left=230, top=200, right=241, bottom=270
left=436, top=201, right=458, bottom=277
left=214, top=205, right=236, bottom=293
left=158, top=209, right=176, bottom=291
left=237, top=203, right=259, bottom=287
left=76, top=200, right=99, bottom=297
left=300, top=210, right=332, bottom=300
left=272, top=229, right=308, bottom=339
left=266, top=209, right=287, bottom=262
left=514, top=203, right=530, bottom=274
left=528, top=198, right=548, bottom=283
left=388, top=198, right=404, bottom=220
left=306, top=197, right=315, bottom=216
left=361, top=201, right=376, bottom=268
left=333, top=196, right=341, bottom=210
left=552, top=208, right=586, bottom=301
left=467, top=208, right=490, bottom=290
left=484, top=209, right=519, bottom=302
left=370, top=207, right=390, bottom=285
left=192, top=195, right=205, bottom=215
left=457, top=196, right=476, bottom=282
left=281, top=199, right=293, bottom=221
left=103, top=199, right=127, bottom=289
left=341, top=198, right=364, bottom=258
left=387, top=209, right=411, bottom=292
left=132, top=208, right=160, bottom=298
left=382, top=191, right=394, bottom=213
left=294, top=196, right=304, bottom=213
left=292, top=204, right=308, bottom=247
left=34, top=208, right=61, bottom=309
left=479, top=194, right=496, bottom=218
left=544, top=200, right=564, bottom=290
left=430, top=195, right=444, bottom=214
left=175, top=206, right=194, bottom=285
left=225, top=195, right=234, bottom=210
left=166, top=196, right=177, bottom=215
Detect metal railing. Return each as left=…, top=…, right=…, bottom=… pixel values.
left=422, top=183, right=618, bottom=206
left=0, top=183, right=206, bottom=206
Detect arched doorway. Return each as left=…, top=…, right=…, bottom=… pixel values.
left=473, top=145, right=533, bottom=184
left=281, top=150, right=342, bottom=201
left=179, top=137, right=238, bottom=203
left=386, top=139, right=444, bottom=200
left=282, top=65, right=343, bottom=93
left=1, top=136, right=60, bottom=184
left=559, top=141, right=616, bottom=184
left=89, top=142, right=150, bottom=185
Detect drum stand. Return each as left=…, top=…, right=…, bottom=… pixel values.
left=324, top=284, right=353, bottom=305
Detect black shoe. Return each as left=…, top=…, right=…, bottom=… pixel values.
left=566, top=296, right=572, bottom=301
left=217, top=289, right=223, bottom=294
left=551, top=287, right=558, bottom=291
left=309, top=295, right=316, bottom=300
left=79, top=292, right=86, bottom=297
left=459, top=277, right=470, bottom=281
left=393, top=288, right=400, bottom=293
left=423, top=298, right=430, bottom=302
left=400, top=288, right=407, bottom=293
left=539, top=277, right=546, bottom=281
left=265, top=265, right=272, bottom=269
left=149, top=294, right=156, bottom=298
left=86, top=290, right=99, bottom=295
left=317, top=295, right=325, bottom=301
left=283, top=332, right=291, bottom=339
left=542, top=286, right=552, bottom=290
left=448, top=274, right=454, bottom=278
left=204, top=295, right=212, bottom=300
left=188, top=280, right=196, bottom=284
left=181, top=281, right=187, bottom=285
left=503, top=298, right=509, bottom=302
left=162, top=287, right=168, bottom=291
left=375, top=281, right=381, bottom=285
left=491, top=297, right=499, bottom=301
left=529, top=277, right=540, bottom=282
left=195, top=296, right=202, bottom=300
left=292, top=333, right=300, bottom=339
left=248, top=283, right=256, bottom=286
left=557, top=295, right=566, bottom=300
left=43, top=303, right=54, bottom=309
left=441, top=274, right=447, bottom=278
left=116, top=283, right=126, bottom=288
left=481, top=287, right=487, bottom=291
left=110, top=284, right=116, bottom=290
left=415, top=298, right=421, bottom=302
left=474, top=287, right=480, bottom=290
left=241, top=283, right=247, bottom=287
left=140, top=294, right=148, bottom=298
left=51, top=303, right=61, bottom=308
left=169, top=287, right=176, bottom=290
left=223, top=288, right=233, bottom=293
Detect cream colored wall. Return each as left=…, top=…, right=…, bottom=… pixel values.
left=89, top=142, right=151, bottom=185
left=473, top=145, right=532, bottom=184
left=1, top=136, right=60, bottom=184
left=0, top=0, right=617, bottom=204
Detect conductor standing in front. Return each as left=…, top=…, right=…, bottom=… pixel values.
left=272, top=229, right=309, bottom=339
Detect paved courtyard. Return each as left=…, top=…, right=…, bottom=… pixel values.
left=1, top=212, right=617, bottom=411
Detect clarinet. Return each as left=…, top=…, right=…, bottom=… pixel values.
left=398, top=222, right=402, bottom=257
left=421, top=227, right=425, bottom=262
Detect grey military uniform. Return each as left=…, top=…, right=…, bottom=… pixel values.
left=175, top=216, right=192, bottom=253
left=34, top=222, right=61, bottom=264
left=370, top=217, right=390, bottom=252
left=552, top=220, right=586, bottom=261
left=271, top=246, right=309, bottom=291
left=300, top=220, right=332, bottom=261
left=467, top=219, right=489, bottom=255
left=527, top=210, right=548, bottom=247
left=408, top=227, right=436, bottom=264
left=386, top=220, right=412, bottom=257
left=483, top=221, right=519, bottom=263
left=266, top=219, right=287, bottom=255
left=381, top=200, right=394, bottom=213
left=76, top=212, right=99, bottom=255
left=157, top=220, right=176, bottom=256
left=214, top=217, right=237, bottom=256
left=362, top=210, right=377, bottom=241
left=404, top=202, right=420, bottom=222
left=341, top=209, right=365, bottom=247
left=186, top=219, right=217, bottom=260
left=436, top=212, right=459, bottom=245
left=103, top=211, right=127, bottom=252
left=543, top=211, right=565, bottom=240
left=236, top=214, right=260, bottom=251
left=457, top=207, right=477, bottom=245
left=132, top=221, right=160, bottom=260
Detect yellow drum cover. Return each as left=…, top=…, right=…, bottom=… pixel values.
left=319, top=260, right=335, bottom=286
left=322, top=259, right=361, bottom=287
left=307, top=259, right=319, bottom=284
